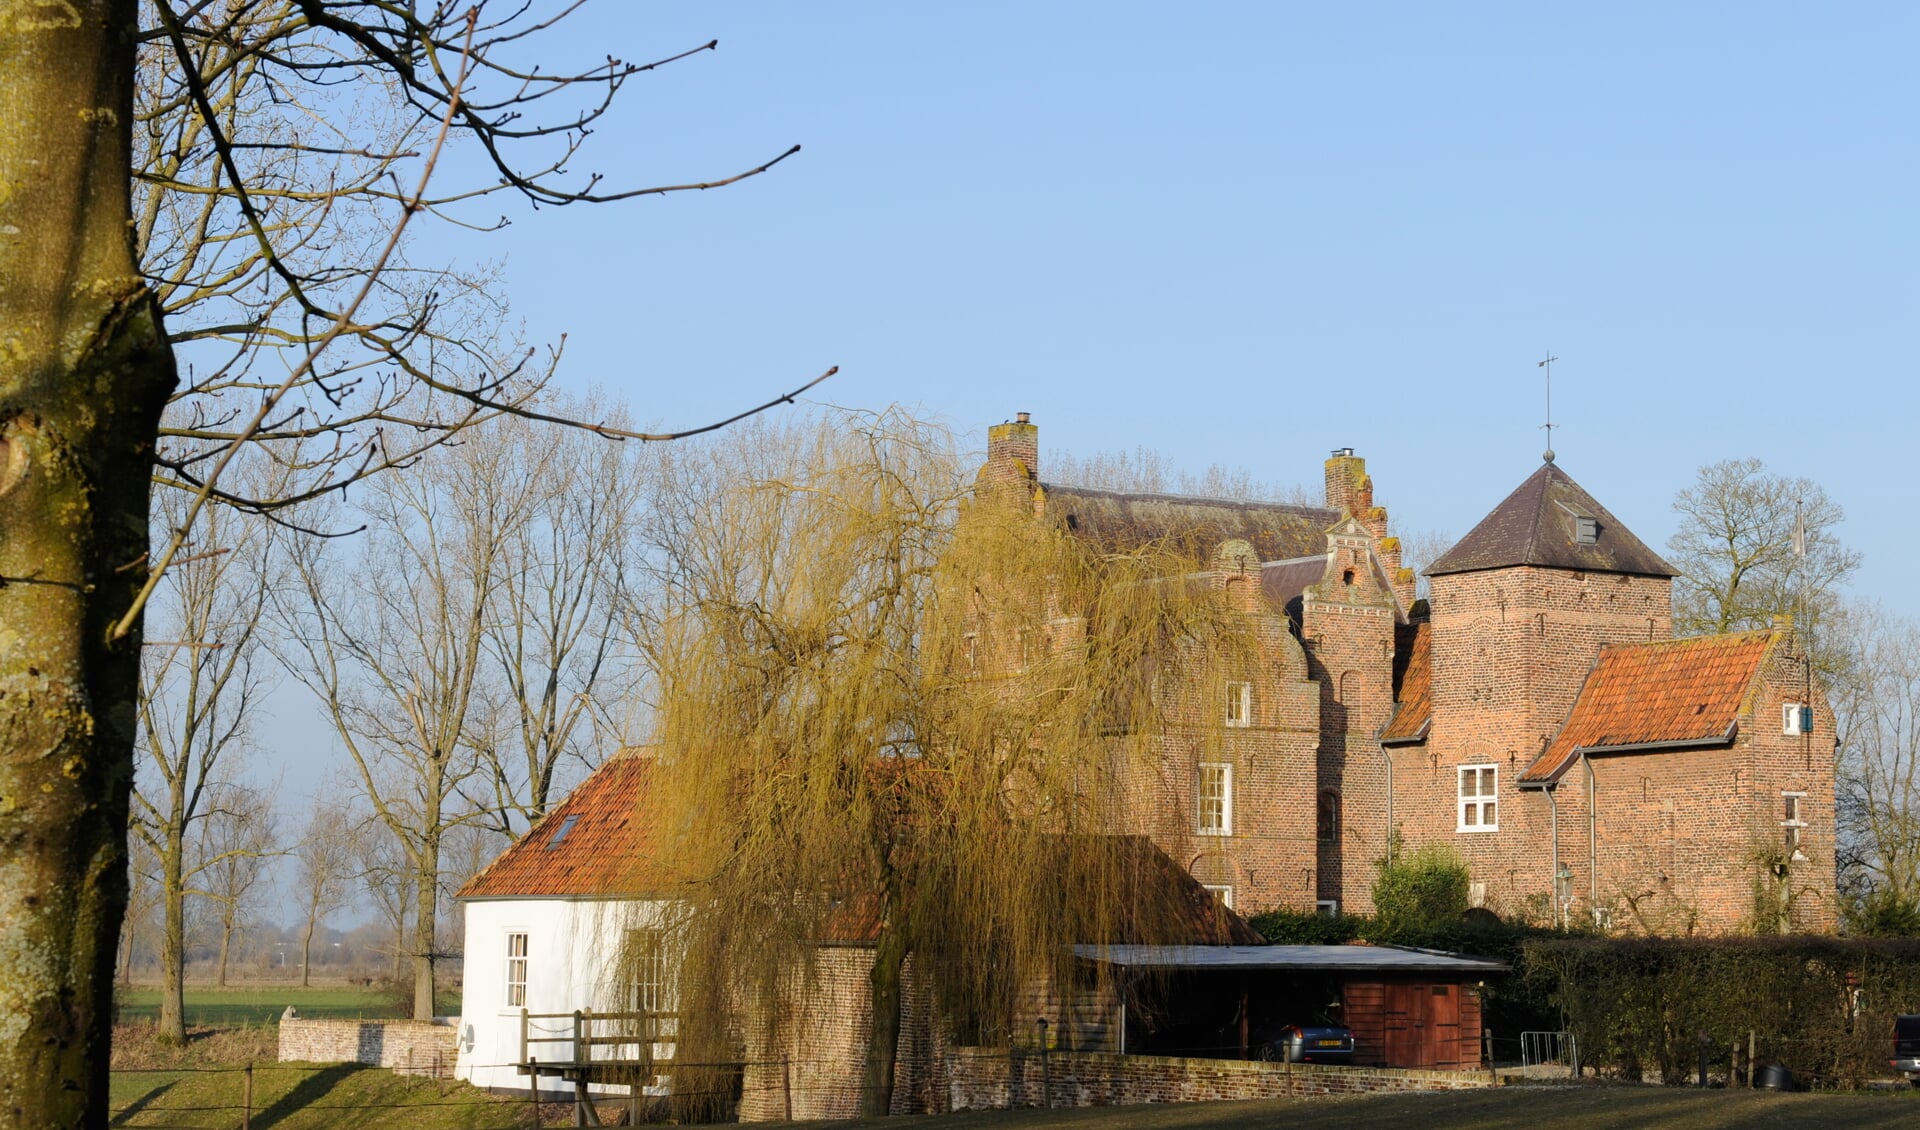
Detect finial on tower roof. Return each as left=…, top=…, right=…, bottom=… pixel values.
left=1538, top=352, right=1559, bottom=463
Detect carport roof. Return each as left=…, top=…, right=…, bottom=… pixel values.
left=1071, top=944, right=1507, bottom=973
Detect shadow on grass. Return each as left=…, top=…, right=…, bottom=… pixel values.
left=108, top=1080, right=174, bottom=1127
left=251, top=1063, right=363, bottom=1129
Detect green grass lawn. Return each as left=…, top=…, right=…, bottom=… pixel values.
left=109, top=1062, right=529, bottom=1129
left=117, top=985, right=459, bottom=1028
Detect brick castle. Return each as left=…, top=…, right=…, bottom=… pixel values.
left=975, top=413, right=1834, bottom=934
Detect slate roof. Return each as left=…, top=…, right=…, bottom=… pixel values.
left=1260, top=555, right=1327, bottom=622
left=1425, top=462, right=1675, bottom=579
left=820, top=835, right=1260, bottom=947
left=457, top=754, right=670, bottom=900
left=1041, top=483, right=1337, bottom=565
left=1519, top=630, right=1778, bottom=784
left=1379, top=621, right=1432, bottom=745
left=1072, top=944, right=1508, bottom=973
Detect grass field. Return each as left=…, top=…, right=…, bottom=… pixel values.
left=117, top=985, right=458, bottom=1028
left=109, top=1061, right=530, bottom=1129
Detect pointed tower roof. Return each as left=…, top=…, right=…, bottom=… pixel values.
left=1425, top=461, right=1675, bottom=579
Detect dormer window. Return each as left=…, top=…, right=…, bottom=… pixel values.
left=1574, top=516, right=1599, bottom=544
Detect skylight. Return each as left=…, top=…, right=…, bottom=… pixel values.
left=545, top=814, right=582, bottom=849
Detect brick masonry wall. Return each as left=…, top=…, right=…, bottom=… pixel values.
left=737, top=948, right=942, bottom=1122
left=946, top=1047, right=1495, bottom=1109
left=278, top=1018, right=459, bottom=1078
left=1402, top=565, right=1675, bottom=919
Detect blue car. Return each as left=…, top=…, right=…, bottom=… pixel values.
left=1259, top=1023, right=1356, bottom=1064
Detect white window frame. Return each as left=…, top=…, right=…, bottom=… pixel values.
left=1457, top=764, right=1499, bottom=832
left=504, top=930, right=530, bottom=1011
left=1782, top=791, right=1808, bottom=860
left=1197, top=762, right=1233, bottom=836
left=1315, top=899, right=1340, bottom=917
left=624, top=928, right=676, bottom=1016
left=1224, top=681, right=1252, bottom=728
left=1783, top=702, right=1810, bottom=735
left=1202, top=884, right=1234, bottom=909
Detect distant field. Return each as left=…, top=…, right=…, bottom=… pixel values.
left=117, top=985, right=458, bottom=1027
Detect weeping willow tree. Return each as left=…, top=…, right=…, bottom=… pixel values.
left=637, top=409, right=1263, bottom=1115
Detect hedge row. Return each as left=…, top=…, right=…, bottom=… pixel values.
left=1523, top=937, right=1920, bottom=1087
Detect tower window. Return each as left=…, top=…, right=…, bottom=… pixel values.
left=1225, top=682, right=1251, bottom=727
left=1198, top=763, right=1233, bottom=835
left=1317, top=790, right=1340, bottom=841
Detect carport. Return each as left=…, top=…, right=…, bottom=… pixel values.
left=1071, top=944, right=1507, bottom=1070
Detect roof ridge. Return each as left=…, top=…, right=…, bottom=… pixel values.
left=1600, top=629, right=1776, bottom=651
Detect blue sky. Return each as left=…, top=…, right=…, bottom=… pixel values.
left=418, top=1, right=1915, bottom=606
left=261, top=1, right=1916, bottom=919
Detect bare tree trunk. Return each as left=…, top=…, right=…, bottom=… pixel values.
left=413, top=856, right=439, bottom=1020
left=216, top=912, right=233, bottom=989
left=0, top=4, right=178, bottom=1123
left=860, top=917, right=906, bottom=1117
left=300, top=917, right=316, bottom=989
left=157, top=849, right=187, bottom=1043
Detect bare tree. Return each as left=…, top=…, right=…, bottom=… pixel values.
left=469, top=401, right=650, bottom=836
left=353, top=820, right=418, bottom=986
left=3, top=2, right=820, bottom=1118
left=292, top=805, right=358, bottom=989
left=131, top=489, right=274, bottom=1041
left=1046, top=445, right=1316, bottom=505
left=275, top=427, right=545, bottom=1018
left=192, top=783, right=277, bottom=988
left=1834, top=605, right=1920, bottom=931
left=1667, top=458, right=1860, bottom=650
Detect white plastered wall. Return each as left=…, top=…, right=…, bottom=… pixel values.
left=454, top=896, right=674, bottom=1097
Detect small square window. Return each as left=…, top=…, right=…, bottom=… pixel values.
left=1315, top=899, right=1340, bottom=917
left=1457, top=765, right=1498, bottom=832
left=1225, top=682, right=1251, bottom=727
left=1202, top=884, right=1234, bottom=909
left=1574, top=517, right=1599, bottom=544
left=1783, top=703, right=1811, bottom=735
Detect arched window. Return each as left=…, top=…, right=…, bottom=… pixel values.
left=1317, top=790, right=1340, bottom=842
left=1336, top=670, right=1357, bottom=704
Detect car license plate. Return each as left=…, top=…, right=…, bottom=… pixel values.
left=1316, top=1039, right=1342, bottom=1047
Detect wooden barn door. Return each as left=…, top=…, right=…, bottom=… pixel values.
left=1428, top=983, right=1461, bottom=1067
left=1382, top=983, right=1431, bottom=1067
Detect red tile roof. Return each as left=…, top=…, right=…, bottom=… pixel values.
left=458, top=754, right=671, bottom=899
left=1379, top=621, right=1431, bottom=745
left=1520, top=630, right=1777, bottom=784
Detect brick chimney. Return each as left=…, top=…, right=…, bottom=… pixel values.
left=1324, top=449, right=1372, bottom=518
left=987, top=412, right=1039, bottom=480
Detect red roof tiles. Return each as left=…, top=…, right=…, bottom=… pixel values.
left=1520, top=631, right=1777, bottom=784
left=458, top=755, right=670, bottom=899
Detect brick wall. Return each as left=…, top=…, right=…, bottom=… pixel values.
left=736, top=948, right=943, bottom=1122
left=278, top=1017, right=459, bottom=1078
left=946, top=1047, right=1495, bottom=1109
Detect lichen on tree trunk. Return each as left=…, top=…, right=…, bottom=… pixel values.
left=0, top=3, right=179, bottom=1125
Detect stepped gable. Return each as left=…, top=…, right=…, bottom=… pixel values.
left=1379, top=621, right=1431, bottom=745
left=1425, top=461, right=1675, bottom=579
left=1041, top=483, right=1338, bottom=565
left=1519, top=630, right=1778, bottom=785
left=458, top=753, right=668, bottom=899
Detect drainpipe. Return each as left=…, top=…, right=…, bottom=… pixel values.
left=1584, top=754, right=1599, bottom=919
left=1381, top=746, right=1395, bottom=863
left=1547, top=786, right=1561, bottom=929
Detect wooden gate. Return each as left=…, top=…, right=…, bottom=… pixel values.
left=1381, top=983, right=1460, bottom=1068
